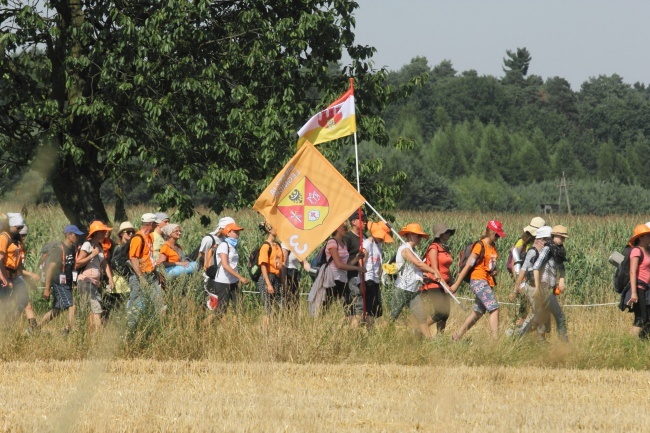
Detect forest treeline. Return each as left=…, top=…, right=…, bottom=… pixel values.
left=369, top=50, right=650, bottom=214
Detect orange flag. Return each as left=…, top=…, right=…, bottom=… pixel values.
left=253, top=141, right=365, bottom=261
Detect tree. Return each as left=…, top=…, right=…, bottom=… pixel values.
left=1, top=0, right=396, bottom=226
left=502, top=47, right=531, bottom=85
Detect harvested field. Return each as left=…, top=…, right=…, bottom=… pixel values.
left=1, top=360, right=648, bottom=432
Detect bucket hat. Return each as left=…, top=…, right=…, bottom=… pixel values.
left=87, top=220, right=112, bottom=239
left=398, top=223, right=430, bottom=239
left=551, top=225, right=569, bottom=238
left=433, top=223, right=455, bottom=239
left=535, top=225, right=552, bottom=239
left=629, top=224, right=650, bottom=247
left=368, top=221, right=393, bottom=243
left=118, top=221, right=135, bottom=236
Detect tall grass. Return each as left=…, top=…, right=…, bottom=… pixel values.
left=1, top=203, right=648, bottom=369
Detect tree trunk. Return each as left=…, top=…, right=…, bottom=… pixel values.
left=48, top=156, right=109, bottom=230
left=113, top=181, right=128, bottom=222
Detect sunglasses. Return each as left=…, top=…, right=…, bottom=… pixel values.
left=124, top=230, right=135, bottom=235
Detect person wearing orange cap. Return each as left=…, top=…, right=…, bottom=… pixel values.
left=76, top=220, right=114, bottom=331
left=209, top=222, right=249, bottom=315
left=360, top=221, right=393, bottom=328
left=451, top=220, right=505, bottom=341
left=625, top=224, right=650, bottom=338
left=391, top=223, right=443, bottom=339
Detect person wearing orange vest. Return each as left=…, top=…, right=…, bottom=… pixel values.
left=126, top=213, right=164, bottom=329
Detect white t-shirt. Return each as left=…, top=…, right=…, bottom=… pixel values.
left=362, top=238, right=382, bottom=283
left=395, top=244, right=422, bottom=292
left=280, top=243, right=300, bottom=270
left=214, top=242, right=239, bottom=284
left=199, top=234, right=221, bottom=255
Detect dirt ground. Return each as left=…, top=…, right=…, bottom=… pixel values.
left=1, top=359, right=648, bottom=432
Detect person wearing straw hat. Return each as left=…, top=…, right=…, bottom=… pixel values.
left=104, top=221, right=134, bottom=318
left=360, top=221, right=393, bottom=328
left=508, top=217, right=545, bottom=326
left=451, top=220, right=505, bottom=341
left=76, top=220, right=114, bottom=331
left=624, top=224, right=650, bottom=338
left=544, top=224, right=570, bottom=341
left=391, top=223, right=443, bottom=339
left=420, top=222, right=456, bottom=335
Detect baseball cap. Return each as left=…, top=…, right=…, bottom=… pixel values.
left=155, top=212, right=170, bottom=224
left=349, top=211, right=368, bottom=223
left=486, top=220, right=506, bottom=238
left=141, top=213, right=157, bottom=223
left=211, top=217, right=236, bottom=234
left=63, top=224, right=84, bottom=235
left=223, top=222, right=244, bottom=235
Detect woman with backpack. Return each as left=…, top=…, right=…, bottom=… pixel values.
left=450, top=220, right=505, bottom=341
left=323, top=221, right=365, bottom=312
left=158, top=224, right=199, bottom=278
left=508, top=217, right=544, bottom=326
left=76, top=220, right=114, bottom=331
left=209, top=222, right=249, bottom=315
left=626, top=224, right=650, bottom=338
left=390, top=223, right=443, bottom=338
left=544, top=225, right=569, bottom=340
left=104, top=221, right=134, bottom=318
left=419, top=223, right=455, bottom=335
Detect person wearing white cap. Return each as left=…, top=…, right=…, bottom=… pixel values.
left=126, top=213, right=164, bottom=328
left=0, top=213, right=37, bottom=330
left=151, top=212, right=170, bottom=262
left=197, top=217, right=234, bottom=294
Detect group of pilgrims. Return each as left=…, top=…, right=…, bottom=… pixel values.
left=0, top=208, right=648, bottom=340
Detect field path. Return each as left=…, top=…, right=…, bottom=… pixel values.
left=0, top=360, right=648, bottom=432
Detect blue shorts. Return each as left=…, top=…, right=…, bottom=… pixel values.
left=470, top=279, right=499, bottom=314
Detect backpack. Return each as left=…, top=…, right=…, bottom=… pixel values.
left=204, top=242, right=229, bottom=280
left=309, top=242, right=329, bottom=269
left=248, top=241, right=271, bottom=282
left=110, top=234, right=143, bottom=277
left=506, top=241, right=526, bottom=276
left=189, top=234, right=216, bottom=266
left=38, top=241, right=64, bottom=281
left=458, top=240, right=485, bottom=283
left=613, top=246, right=643, bottom=294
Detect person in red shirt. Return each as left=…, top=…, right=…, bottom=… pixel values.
left=420, top=223, right=456, bottom=335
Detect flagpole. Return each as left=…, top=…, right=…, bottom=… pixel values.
left=354, top=132, right=361, bottom=192
left=363, top=201, right=462, bottom=305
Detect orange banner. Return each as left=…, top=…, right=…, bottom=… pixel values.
left=253, top=142, right=365, bottom=261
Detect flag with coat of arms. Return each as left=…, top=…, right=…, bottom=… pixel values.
left=253, top=141, right=365, bottom=261
left=297, top=78, right=357, bottom=148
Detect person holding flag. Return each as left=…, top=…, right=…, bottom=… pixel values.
left=343, top=210, right=368, bottom=325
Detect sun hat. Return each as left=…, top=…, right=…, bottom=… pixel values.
left=629, top=224, right=650, bottom=247
left=551, top=225, right=569, bottom=238
left=398, top=223, right=430, bottom=239
left=486, top=220, right=506, bottom=237
left=535, top=225, right=552, bottom=239
left=523, top=216, right=545, bottom=236
left=161, top=223, right=179, bottom=237
left=19, top=225, right=28, bottom=235
left=223, top=222, right=244, bottom=235
left=118, top=221, right=135, bottom=236
left=87, top=220, right=112, bottom=239
left=141, top=213, right=157, bottom=223
left=368, top=221, right=393, bottom=243
left=211, top=217, right=236, bottom=235
left=155, top=212, right=170, bottom=224
left=7, top=213, right=24, bottom=227
left=63, top=224, right=84, bottom=235
left=349, top=210, right=368, bottom=223
left=433, top=223, right=455, bottom=239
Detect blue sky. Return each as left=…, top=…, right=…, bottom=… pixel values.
left=345, top=0, right=650, bottom=90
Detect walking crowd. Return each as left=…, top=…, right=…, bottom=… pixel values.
left=0, top=208, right=648, bottom=341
